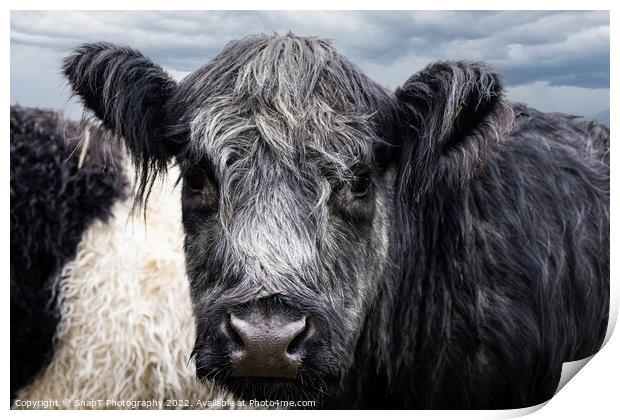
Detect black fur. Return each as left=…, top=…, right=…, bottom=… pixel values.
left=10, top=106, right=127, bottom=398
left=355, top=96, right=609, bottom=408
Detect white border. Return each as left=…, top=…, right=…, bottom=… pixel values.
left=4, top=2, right=617, bottom=419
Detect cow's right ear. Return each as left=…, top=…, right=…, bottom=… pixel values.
left=394, top=61, right=514, bottom=200
left=62, top=42, right=178, bottom=202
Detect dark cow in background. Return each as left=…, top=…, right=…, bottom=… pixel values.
left=58, top=34, right=609, bottom=408
left=10, top=106, right=126, bottom=399
left=11, top=106, right=230, bottom=408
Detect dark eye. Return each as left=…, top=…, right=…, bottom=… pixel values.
left=184, top=168, right=219, bottom=212
left=185, top=170, right=207, bottom=192
left=350, top=174, right=371, bottom=198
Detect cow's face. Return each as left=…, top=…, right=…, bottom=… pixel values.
left=171, top=36, right=397, bottom=401
left=63, top=34, right=513, bottom=405
left=178, top=132, right=396, bottom=401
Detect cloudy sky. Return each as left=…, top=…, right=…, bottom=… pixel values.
left=10, top=10, right=610, bottom=124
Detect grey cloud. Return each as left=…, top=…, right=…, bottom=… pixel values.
left=10, top=10, right=609, bottom=121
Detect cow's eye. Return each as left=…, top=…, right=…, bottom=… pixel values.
left=184, top=169, right=219, bottom=211
left=186, top=170, right=207, bottom=192
left=350, top=174, right=371, bottom=198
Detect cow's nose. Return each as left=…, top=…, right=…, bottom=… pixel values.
left=228, top=312, right=309, bottom=380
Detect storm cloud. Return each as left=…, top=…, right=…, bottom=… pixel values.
left=10, top=10, right=610, bottom=123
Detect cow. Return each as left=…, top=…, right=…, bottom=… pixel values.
left=60, top=34, right=609, bottom=408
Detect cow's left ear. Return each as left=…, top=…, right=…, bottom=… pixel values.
left=395, top=61, right=514, bottom=198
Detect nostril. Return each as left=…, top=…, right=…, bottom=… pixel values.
left=222, top=313, right=244, bottom=351
left=287, top=316, right=313, bottom=356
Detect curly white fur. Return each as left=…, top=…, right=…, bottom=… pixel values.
left=13, top=167, right=236, bottom=409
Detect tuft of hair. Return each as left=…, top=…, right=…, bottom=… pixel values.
left=169, top=33, right=396, bottom=219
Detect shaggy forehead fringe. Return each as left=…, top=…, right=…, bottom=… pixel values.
left=174, top=34, right=396, bottom=183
